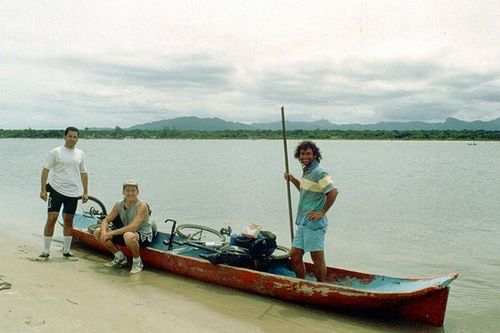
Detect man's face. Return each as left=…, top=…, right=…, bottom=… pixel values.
left=299, top=148, right=316, bottom=168
left=122, top=186, right=139, bottom=201
left=64, top=131, right=79, bottom=148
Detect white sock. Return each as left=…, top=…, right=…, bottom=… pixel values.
left=114, top=251, right=125, bottom=259
left=44, top=236, right=52, bottom=253
left=63, top=236, right=72, bottom=253
left=132, top=257, right=142, bottom=265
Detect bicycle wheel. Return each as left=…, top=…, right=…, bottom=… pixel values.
left=270, top=245, right=290, bottom=260
left=76, top=195, right=107, bottom=219
left=58, top=196, right=107, bottom=228
left=176, top=224, right=226, bottom=242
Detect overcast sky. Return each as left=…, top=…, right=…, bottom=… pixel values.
left=2, top=0, right=500, bottom=129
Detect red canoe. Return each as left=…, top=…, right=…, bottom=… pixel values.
left=71, top=205, right=457, bottom=327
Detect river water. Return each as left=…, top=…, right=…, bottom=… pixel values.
left=0, top=138, right=499, bottom=332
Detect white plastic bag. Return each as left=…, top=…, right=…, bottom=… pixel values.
left=241, top=223, right=261, bottom=239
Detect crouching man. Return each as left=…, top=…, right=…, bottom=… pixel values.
left=93, top=180, right=154, bottom=274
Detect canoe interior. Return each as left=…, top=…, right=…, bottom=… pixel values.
left=73, top=213, right=456, bottom=294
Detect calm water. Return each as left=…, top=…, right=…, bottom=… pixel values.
left=1, top=138, right=499, bottom=332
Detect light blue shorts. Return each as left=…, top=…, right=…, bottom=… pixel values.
left=292, top=224, right=326, bottom=252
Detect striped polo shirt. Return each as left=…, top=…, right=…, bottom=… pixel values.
left=296, top=160, right=335, bottom=229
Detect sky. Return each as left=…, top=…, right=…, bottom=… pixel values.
left=2, top=0, right=500, bottom=129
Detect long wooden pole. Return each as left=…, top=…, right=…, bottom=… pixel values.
left=281, top=106, right=294, bottom=241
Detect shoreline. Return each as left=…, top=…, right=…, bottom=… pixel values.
left=0, top=232, right=431, bottom=333
left=2, top=128, right=500, bottom=141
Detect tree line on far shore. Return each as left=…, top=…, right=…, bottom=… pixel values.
left=1, top=128, right=500, bottom=141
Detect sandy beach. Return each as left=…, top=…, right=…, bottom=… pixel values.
left=0, top=232, right=432, bottom=333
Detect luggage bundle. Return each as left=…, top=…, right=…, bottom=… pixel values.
left=202, top=224, right=278, bottom=269
left=229, top=230, right=277, bottom=258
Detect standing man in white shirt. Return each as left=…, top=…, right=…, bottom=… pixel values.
left=39, top=127, right=89, bottom=260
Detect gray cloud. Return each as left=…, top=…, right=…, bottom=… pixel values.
left=2, top=54, right=500, bottom=128
left=251, top=60, right=500, bottom=122
left=432, top=71, right=498, bottom=89
left=2, top=1, right=500, bottom=128
left=309, top=60, right=444, bottom=82
left=52, top=55, right=236, bottom=92
left=453, top=84, right=500, bottom=103
left=374, top=99, right=464, bottom=122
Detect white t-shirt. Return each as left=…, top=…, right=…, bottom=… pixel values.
left=44, top=146, right=88, bottom=197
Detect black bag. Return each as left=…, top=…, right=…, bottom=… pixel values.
left=252, top=231, right=277, bottom=257
left=230, top=231, right=277, bottom=258
left=202, top=246, right=253, bottom=267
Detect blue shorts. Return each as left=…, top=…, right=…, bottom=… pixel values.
left=292, top=224, right=326, bottom=252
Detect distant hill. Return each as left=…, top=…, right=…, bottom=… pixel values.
left=129, top=116, right=251, bottom=130
left=127, top=116, right=500, bottom=131
left=249, top=119, right=336, bottom=130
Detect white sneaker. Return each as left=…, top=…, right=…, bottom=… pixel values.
left=130, top=261, right=143, bottom=274
left=104, top=256, right=128, bottom=267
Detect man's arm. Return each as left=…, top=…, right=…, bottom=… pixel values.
left=106, top=203, right=148, bottom=237
left=307, top=188, right=339, bottom=221
left=284, top=173, right=301, bottom=191
left=80, top=172, right=88, bottom=203
left=98, top=204, right=119, bottom=243
left=100, top=204, right=119, bottom=228
left=40, top=168, right=49, bottom=201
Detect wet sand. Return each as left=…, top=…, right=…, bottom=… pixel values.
left=0, top=233, right=430, bottom=333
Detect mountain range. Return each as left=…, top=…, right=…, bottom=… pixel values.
left=127, top=116, right=500, bottom=131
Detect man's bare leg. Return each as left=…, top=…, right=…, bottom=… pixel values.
left=310, top=251, right=327, bottom=282
left=290, top=247, right=306, bottom=279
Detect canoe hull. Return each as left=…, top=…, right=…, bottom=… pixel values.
left=72, top=228, right=456, bottom=327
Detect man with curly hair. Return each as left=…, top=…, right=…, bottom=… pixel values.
left=284, top=141, right=338, bottom=282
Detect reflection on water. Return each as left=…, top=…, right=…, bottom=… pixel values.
left=1, top=138, right=499, bottom=332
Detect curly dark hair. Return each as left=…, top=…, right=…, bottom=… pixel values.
left=294, top=141, right=322, bottom=161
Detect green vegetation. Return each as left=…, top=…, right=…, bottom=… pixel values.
left=1, top=128, right=499, bottom=140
